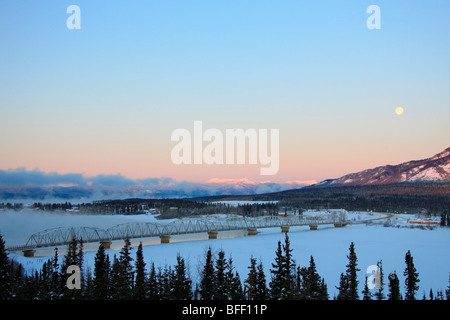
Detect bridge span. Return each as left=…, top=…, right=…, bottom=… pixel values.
left=9, top=214, right=349, bottom=256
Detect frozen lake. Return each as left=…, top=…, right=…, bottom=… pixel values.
left=1, top=209, right=449, bottom=298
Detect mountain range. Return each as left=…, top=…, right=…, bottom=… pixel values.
left=0, top=147, right=448, bottom=201
left=313, top=147, right=450, bottom=188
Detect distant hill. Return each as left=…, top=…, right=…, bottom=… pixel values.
left=314, top=147, right=450, bottom=187
left=199, top=148, right=450, bottom=213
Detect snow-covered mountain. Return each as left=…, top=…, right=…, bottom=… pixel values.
left=316, top=147, right=450, bottom=187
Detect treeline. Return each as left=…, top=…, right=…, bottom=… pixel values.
left=1, top=234, right=449, bottom=301
left=248, top=183, right=450, bottom=214
left=27, top=199, right=280, bottom=218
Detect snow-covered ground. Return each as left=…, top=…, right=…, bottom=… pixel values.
left=1, top=209, right=449, bottom=298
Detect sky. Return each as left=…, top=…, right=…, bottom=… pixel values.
left=1, top=0, right=449, bottom=188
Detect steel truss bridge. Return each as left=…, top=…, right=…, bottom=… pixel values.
left=8, top=214, right=348, bottom=253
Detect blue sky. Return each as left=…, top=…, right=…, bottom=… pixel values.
left=1, top=0, right=449, bottom=183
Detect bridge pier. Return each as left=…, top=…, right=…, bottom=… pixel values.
left=22, top=249, right=36, bottom=257
left=247, top=228, right=258, bottom=236
left=281, top=226, right=290, bottom=233
left=208, top=231, right=218, bottom=239
left=160, top=235, right=171, bottom=244
left=309, top=225, right=318, bottom=230
left=100, top=241, right=112, bottom=249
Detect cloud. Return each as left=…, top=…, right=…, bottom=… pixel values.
left=0, top=168, right=309, bottom=201
left=0, top=167, right=86, bottom=187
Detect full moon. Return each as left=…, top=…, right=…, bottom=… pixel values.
left=395, top=107, right=404, bottom=115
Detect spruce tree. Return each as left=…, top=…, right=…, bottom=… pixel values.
left=387, top=271, right=402, bottom=300
left=281, top=233, right=295, bottom=299
left=84, top=270, right=94, bottom=300
left=227, top=257, right=244, bottom=300
left=0, top=234, right=11, bottom=300
left=214, top=249, right=228, bottom=300
left=255, top=260, right=268, bottom=299
left=319, top=278, right=329, bottom=300
left=93, top=242, right=110, bottom=300
left=269, top=240, right=284, bottom=299
left=10, top=259, right=25, bottom=299
left=50, top=248, right=61, bottom=299
left=269, top=234, right=296, bottom=300
left=336, top=273, right=350, bottom=300
left=110, top=254, right=120, bottom=299
left=134, top=242, right=146, bottom=299
left=147, top=262, right=158, bottom=300
left=158, top=266, right=173, bottom=300
left=172, top=254, right=192, bottom=300
left=362, top=276, right=372, bottom=300
left=403, top=250, right=420, bottom=300
left=345, top=242, right=360, bottom=300
left=111, top=238, right=134, bottom=299
left=199, top=247, right=215, bottom=300
left=303, top=255, right=328, bottom=300
left=245, top=257, right=258, bottom=300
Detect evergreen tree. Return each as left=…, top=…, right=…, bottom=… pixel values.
left=93, top=243, right=110, bottom=300
left=39, top=258, right=52, bottom=299
left=387, top=271, right=402, bottom=300
left=50, top=248, right=61, bottom=299
left=245, top=257, right=259, bottom=300
left=403, top=250, right=420, bottom=300
left=319, top=279, right=329, bottom=300
left=227, top=257, right=244, bottom=300
left=172, top=254, right=192, bottom=300
left=255, top=260, right=268, bottom=299
left=269, top=239, right=285, bottom=300
left=84, top=269, right=94, bottom=300
left=10, top=259, right=25, bottom=299
left=269, top=234, right=296, bottom=300
left=345, top=242, right=360, bottom=300
left=301, top=255, right=328, bottom=300
left=22, top=271, right=39, bottom=300
left=157, top=266, right=173, bottom=300
left=214, top=249, right=228, bottom=300
left=110, top=254, right=120, bottom=299
left=336, top=273, right=350, bottom=300
left=199, top=247, right=215, bottom=300
left=134, top=242, right=146, bottom=299
left=0, top=234, right=11, bottom=300
left=362, top=276, right=372, bottom=300
left=110, top=238, right=134, bottom=299
left=147, top=262, right=158, bottom=300
left=296, top=266, right=305, bottom=298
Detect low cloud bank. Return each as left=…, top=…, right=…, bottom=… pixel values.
left=0, top=168, right=314, bottom=201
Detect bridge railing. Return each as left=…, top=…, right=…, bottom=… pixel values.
left=9, top=213, right=348, bottom=251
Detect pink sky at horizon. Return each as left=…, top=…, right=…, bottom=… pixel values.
left=2, top=143, right=447, bottom=185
